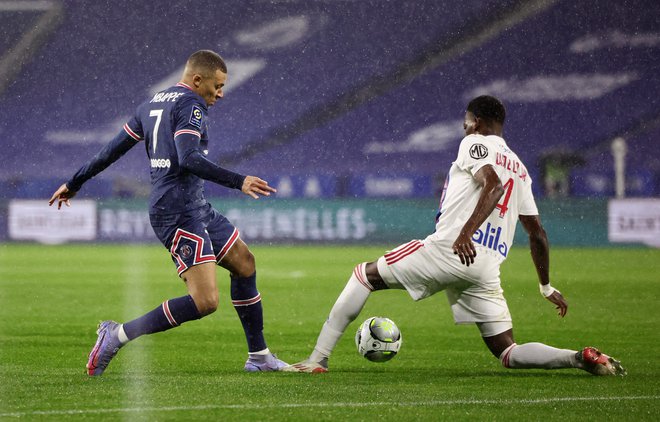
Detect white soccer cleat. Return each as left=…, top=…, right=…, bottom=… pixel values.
left=244, top=353, right=288, bottom=372
left=281, top=360, right=328, bottom=373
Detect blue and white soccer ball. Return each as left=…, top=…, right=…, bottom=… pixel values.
left=355, top=316, right=402, bottom=362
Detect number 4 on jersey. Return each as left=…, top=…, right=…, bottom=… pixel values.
left=495, top=178, right=514, bottom=218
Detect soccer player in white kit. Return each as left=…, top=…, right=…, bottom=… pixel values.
left=284, top=95, right=625, bottom=376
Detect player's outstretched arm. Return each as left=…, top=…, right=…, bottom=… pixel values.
left=49, top=130, right=139, bottom=210
left=519, top=214, right=568, bottom=317
left=48, top=183, right=77, bottom=210
left=452, top=165, right=504, bottom=266
left=241, top=176, right=277, bottom=199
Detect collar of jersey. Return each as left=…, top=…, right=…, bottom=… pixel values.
left=176, top=82, right=193, bottom=90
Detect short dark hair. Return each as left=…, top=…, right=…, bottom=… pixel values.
left=467, top=95, right=506, bottom=125
left=186, top=50, right=227, bottom=76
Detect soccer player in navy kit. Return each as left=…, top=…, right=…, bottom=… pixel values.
left=49, top=50, right=288, bottom=375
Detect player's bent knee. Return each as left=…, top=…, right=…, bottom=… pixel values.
left=193, top=293, right=219, bottom=316
left=183, top=263, right=219, bottom=316
left=237, top=250, right=256, bottom=276
left=478, top=323, right=514, bottom=359
left=221, top=240, right=256, bottom=277
left=363, top=262, right=388, bottom=290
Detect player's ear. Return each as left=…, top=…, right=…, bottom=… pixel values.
left=192, top=73, right=203, bottom=87
left=473, top=117, right=483, bottom=134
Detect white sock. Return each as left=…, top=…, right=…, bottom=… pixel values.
left=309, top=323, right=345, bottom=363
left=118, top=324, right=130, bottom=345
left=249, top=348, right=270, bottom=359
left=309, top=266, right=372, bottom=363
left=500, top=342, right=578, bottom=369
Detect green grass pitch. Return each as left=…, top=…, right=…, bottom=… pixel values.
left=0, top=244, right=658, bottom=420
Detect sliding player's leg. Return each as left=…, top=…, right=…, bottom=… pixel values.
left=283, top=261, right=381, bottom=373
left=284, top=239, right=462, bottom=373
left=283, top=240, right=435, bottom=373
left=479, top=322, right=625, bottom=375
left=482, top=326, right=579, bottom=369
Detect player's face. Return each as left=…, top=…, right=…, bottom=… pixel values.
left=198, top=69, right=227, bottom=107
left=463, top=111, right=478, bottom=136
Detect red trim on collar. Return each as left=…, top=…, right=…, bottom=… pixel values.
left=176, top=82, right=193, bottom=90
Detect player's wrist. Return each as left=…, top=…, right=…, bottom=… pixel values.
left=539, top=283, right=559, bottom=297
left=65, top=181, right=79, bottom=193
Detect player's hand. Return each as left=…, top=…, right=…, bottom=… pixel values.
left=241, top=176, right=277, bottom=199
left=48, top=183, right=77, bottom=210
left=545, top=290, right=568, bottom=318
left=452, top=232, right=476, bottom=267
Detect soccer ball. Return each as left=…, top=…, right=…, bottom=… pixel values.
left=355, top=316, right=402, bottom=362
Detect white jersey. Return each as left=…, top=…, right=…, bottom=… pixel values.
left=377, top=133, right=537, bottom=321
left=431, top=134, right=538, bottom=265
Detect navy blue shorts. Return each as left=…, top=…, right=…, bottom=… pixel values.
left=150, top=203, right=239, bottom=276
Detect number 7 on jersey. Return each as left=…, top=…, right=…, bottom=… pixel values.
left=149, top=109, right=163, bottom=154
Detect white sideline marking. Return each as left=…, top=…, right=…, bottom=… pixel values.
left=123, top=248, right=149, bottom=410
left=1, top=396, right=658, bottom=418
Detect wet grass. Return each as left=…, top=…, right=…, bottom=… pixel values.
left=0, top=244, right=658, bottom=420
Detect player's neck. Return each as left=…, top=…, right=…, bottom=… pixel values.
left=476, top=125, right=502, bottom=137
left=178, top=78, right=195, bottom=89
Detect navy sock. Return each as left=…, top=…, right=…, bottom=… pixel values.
left=231, top=272, right=267, bottom=352
left=123, top=295, right=202, bottom=341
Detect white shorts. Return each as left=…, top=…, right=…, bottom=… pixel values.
left=376, top=238, right=512, bottom=327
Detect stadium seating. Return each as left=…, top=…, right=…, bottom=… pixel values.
left=1, top=0, right=657, bottom=198
left=235, top=0, right=660, bottom=197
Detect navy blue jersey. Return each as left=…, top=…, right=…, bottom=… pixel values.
left=126, top=83, right=212, bottom=213
left=67, top=82, right=245, bottom=215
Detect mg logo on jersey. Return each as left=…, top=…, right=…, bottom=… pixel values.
left=469, top=143, right=488, bottom=159
left=472, top=222, right=508, bottom=258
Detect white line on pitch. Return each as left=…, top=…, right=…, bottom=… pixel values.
left=123, top=247, right=150, bottom=413
left=1, top=395, right=658, bottom=418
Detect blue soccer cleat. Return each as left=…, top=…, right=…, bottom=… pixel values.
left=244, top=353, right=288, bottom=372
left=87, top=320, right=124, bottom=376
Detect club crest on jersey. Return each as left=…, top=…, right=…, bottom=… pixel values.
left=472, top=222, right=508, bottom=258
left=189, top=105, right=203, bottom=129
left=469, top=143, right=488, bottom=159
left=179, top=244, right=193, bottom=259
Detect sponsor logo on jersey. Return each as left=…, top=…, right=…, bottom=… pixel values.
left=472, top=222, right=508, bottom=258
left=150, top=158, right=171, bottom=169
left=189, top=105, right=203, bottom=129
left=469, top=143, right=488, bottom=159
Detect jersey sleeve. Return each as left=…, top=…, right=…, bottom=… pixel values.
left=518, top=175, right=539, bottom=216
left=173, top=96, right=206, bottom=138
left=454, top=135, right=496, bottom=177
left=172, top=97, right=246, bottom=190
left=123, top=113, right=144, bottom=142
left=66, top=127, right=139, bottom=192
